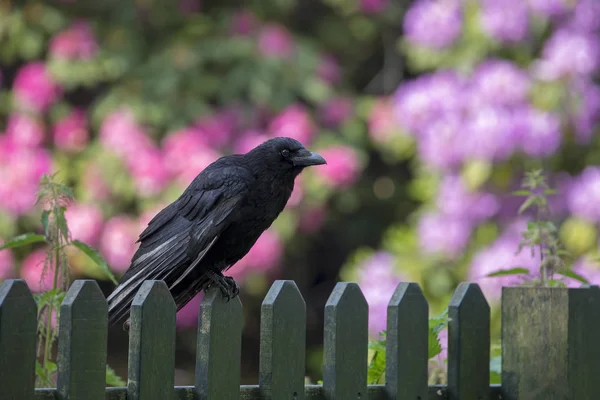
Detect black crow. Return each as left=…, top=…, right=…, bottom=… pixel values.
left=106, top=137, right=326, bottom=327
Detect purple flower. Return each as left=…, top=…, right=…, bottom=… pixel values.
left=53, top=108, right=89, bottom=152
left=527, top=0, right=574, bottom=18
left=403, top=0, right=462, bottom=49
left=436, top=175, right=499, bottom=222
left=360, top=0, right=388, bottom=13
left=471, top=59, right=531, bottom=106
left=176, top=293, right=203, bottom=329
left=567, top=166, right=600, bottom=222
left=12, top=62, right=61, bottom=113
left=319, top=96, right=353, bottom=127
left=356, top=251, right=404, bottom=337
left=5, top=113, right=45, bottom=148
left=570, top=81, right=600, bottom=144
left=570, top=256, right=600, bottom=286
left=367, top=98, right=399, bottom=144
left=232, top=229, right=283, bottom=280
left=230, top=9, right=258, bottom=36
left=469, top=233, right=539, bottom=302
left=417, top=212, right=472, bottom=258
left=570, top=0, right=600, bottom=33
left=418, top=113, right=464, bottom=170
left=0, top=238, right=15, bottom=280
left=514, top=107, right=562, bottom=157
left=268, top=104, right=315, bottom=144
left=462, top=106, right=518, bottom=162
left=257, top=24, right=295, bottom=59
left=100, top=216, right=139, bottom=273
left=64, top=203, right=104, bottom=246
left=49, top=20, right=98, bottom=60
left=533, top=29, right=600, bottom=80
left=480, top=0, right=529, bottom=43
left=194, top=110, right=237, bottom=149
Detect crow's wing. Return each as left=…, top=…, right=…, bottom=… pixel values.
left=107, top=164, right=254, bottom=326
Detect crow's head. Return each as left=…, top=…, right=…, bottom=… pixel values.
left=248, top=137, right=326, bottom=174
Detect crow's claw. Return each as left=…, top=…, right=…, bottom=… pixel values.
left=207, top=271, right=240, bottom=302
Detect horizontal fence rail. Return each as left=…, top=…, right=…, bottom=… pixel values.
left=0, top=278, right=595, bottom=399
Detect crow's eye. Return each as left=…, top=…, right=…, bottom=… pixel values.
left=281, top=149, right=290, bottom=158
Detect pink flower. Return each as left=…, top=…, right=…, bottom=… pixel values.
left=287, top=181, right=304, bottom=208
left=257, top=24, right=294, bottom=59
left=5, top=113, right=45, bottom=147
left=317, top=54, right=341, bottom=85
left=194, top=110, right=238, bottom=149
left=314, top=145, right=360, bottom=188
left=0, top=238, right=15, bottom=280
left=234, top=130, right=271, bottom=154
left=368, top=98, right=399, bottom=143
left=53, top=108, right=89, bottom=152
left=99, top=216, right=139, bottom=273
left=232, top=229, right=283, bottom=279
left=319, top=97, right=353, bottom=127
left=127, top=147, right=171, bottom=197
left=360, top=0, right=389, bottom=13
left=100, top=108, right=153, bottom=160
left=418, top=212, right=472, bottom=259
left=49, top=20, right=98, bottom=60
left=13, top=62, right=61, bottom=113
left=137, top=203, right=168, bottom=233
left=230, top=9, right=258, bottom=35
left=162, top=127, right=221, bottom=187
left=20, top=249, right=57, bottom=292
left=268, top=104, right=315, bottom=145
left=0, top=138, right=52, bottom=215
left=176, top=292, right=204, bottom=329
left=82, top=163, right=112, bottom=202
left=64, top=203, right=104, bottom=246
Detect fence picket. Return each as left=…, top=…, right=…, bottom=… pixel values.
left=385, top=282, right=428, bottom=400
left=195, top=287, right=243, bottom=399
left=0, top=279, right=37, bottom=400
left=323, top=282, right=368, bottom=400
left=56, top=280, right=108, bottom=400
left=259, top=280, right=306, bottom=400
left=127, top=280, right=176, bottom=400
left=447, top=283, right=490, bottom=400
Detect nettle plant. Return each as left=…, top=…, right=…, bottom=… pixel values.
left=0, top=174, right=124, bottom=387
left=365, top=168, right=588, bottom=384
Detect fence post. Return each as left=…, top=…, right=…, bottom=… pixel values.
left=502, top=286, right=600, bottom=400
left=385, top=282, right=428, bottom=400
left=323, top=282, right=368, bottom=400
left=127, top=280, right=176, bottom=400
left=447, top=282, right=490, bottom=400
left=259, top=280, right=306, bottom=400
left=0, top=279, right=37, bottom=400
left=195, top=288, right=243, bottom=400
left=56, top=280, right=108, bottom=400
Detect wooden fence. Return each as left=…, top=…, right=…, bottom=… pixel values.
left=1, top=277, right=590, bottom=399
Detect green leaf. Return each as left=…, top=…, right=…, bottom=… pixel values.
left=486, top=267, right=530, bottom=277
left=0, top=233, right=46, bottom=250
left=511, top=189, right=531, bottom=196
left=54, top=206, right=70, bottom=242
left=367, top=346, right=386, bottom=384
left=428, top=328, right=442, bottom=359
left=429, top=308, right=449, bottom=334
left=557, top=269, right=589, bottom=284
left=544, top=189, right=558, bottom=195
left=518, top=196, right=537, bottom=214
left=71, top=240, right=118, bottom=285
left=106, top=364, right=126, bottom=387
left=41, top=210, right=50, bottom=239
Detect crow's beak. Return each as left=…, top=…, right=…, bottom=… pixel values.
left=291, top=150, right=327, bottom=167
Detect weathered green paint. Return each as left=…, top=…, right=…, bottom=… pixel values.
left=57, top=280, right=108, bottom=400
left=448, top=283, right=490, bottom=400
left=323, top=282, right=368, bottom=400
left=502, top=286, right=600, bottom=400
left=35, top=384, right=506, bottom=400
left=259, top=280, right=306, bottom=400
left=0, top=279, right=37, bottom=400
left=127, top=280, right=176, bottom=400
left=386, top=282, right=428, bottom=400
left=195, top=287, right=243, bottom=399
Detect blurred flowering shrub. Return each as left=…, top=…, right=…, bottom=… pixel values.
left=0, top=0, right=598, bottom=377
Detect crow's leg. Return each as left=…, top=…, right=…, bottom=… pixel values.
left=205, top=270, right=240, bottom=301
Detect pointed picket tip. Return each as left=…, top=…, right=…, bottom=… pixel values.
left=325, top=282, right=367, bottom=309
left=131, top=280, right=175, bottom=309
left=262, top=280, right=305, bottom=308
left=61, top=279, right=107, bottom=309
left=388, top=282, right=427, bottom=308
left=0, top=279, right=37, bottom=310
left=449, top=282, right=489, bottom=312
